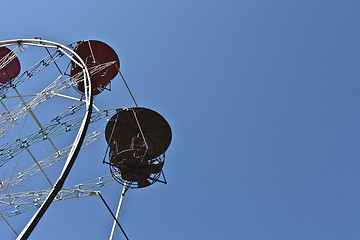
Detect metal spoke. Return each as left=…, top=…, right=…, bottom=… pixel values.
left=0, top=130, right=104, bottom=193
left=0, top=107, right=121, bottom=167
left=13, top=87, right=60, bottom=155
left=0, top=174, right=116, bottom=220
left=24, top=147, right=53, bottom=187
left=0, top=210, right=18, bottom=236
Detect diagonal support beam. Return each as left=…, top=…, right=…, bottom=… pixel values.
left=24, top=147, right=52, bottom=187
left=13, top=87, right=60, bottom=156
left=0, top=210, right=18, bottom=237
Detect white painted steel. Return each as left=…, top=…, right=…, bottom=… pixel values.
left=109, top=183, right=127, bottom=240
left=0, top=38, right=92, bottom=239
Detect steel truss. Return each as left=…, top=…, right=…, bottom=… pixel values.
left=0, top=38, right=125, bottom=240
left=0, top=174, right=116, bottom=219
left=0, top=61, right=115, bottom=140
left=0, top=104, right=122, bottom=167
left=0, top=41, right=79, bottom=98
left=0, top=130, right=104, bottom=193
left=0, top=38, right=94, bottom=239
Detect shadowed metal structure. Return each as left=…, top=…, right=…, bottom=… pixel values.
left=105, top=107, right=172, bottom=189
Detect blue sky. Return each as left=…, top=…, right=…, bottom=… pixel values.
left=1, top=0, right=360, bottom=239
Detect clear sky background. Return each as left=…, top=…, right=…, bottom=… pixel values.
left=1, top=0, right=360, bottom=239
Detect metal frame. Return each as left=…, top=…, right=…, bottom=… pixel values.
left=0, top=173, right=117, bottom=219
left=106, top=150, right=166, bottom=188
left=0, top=38, right=93, bottom=239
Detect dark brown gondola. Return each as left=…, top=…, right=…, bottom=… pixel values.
left=105, top=107, right=172, bottom=188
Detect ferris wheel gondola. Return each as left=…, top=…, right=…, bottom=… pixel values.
left=105, top=107, right=172, bottom=189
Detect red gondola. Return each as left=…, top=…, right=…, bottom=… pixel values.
left=0, top=47, right=21, bottom=85
left=70, top=40, right=120, bottom=95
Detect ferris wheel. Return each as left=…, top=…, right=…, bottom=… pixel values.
left=0, top=38, right=172, bottom=239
